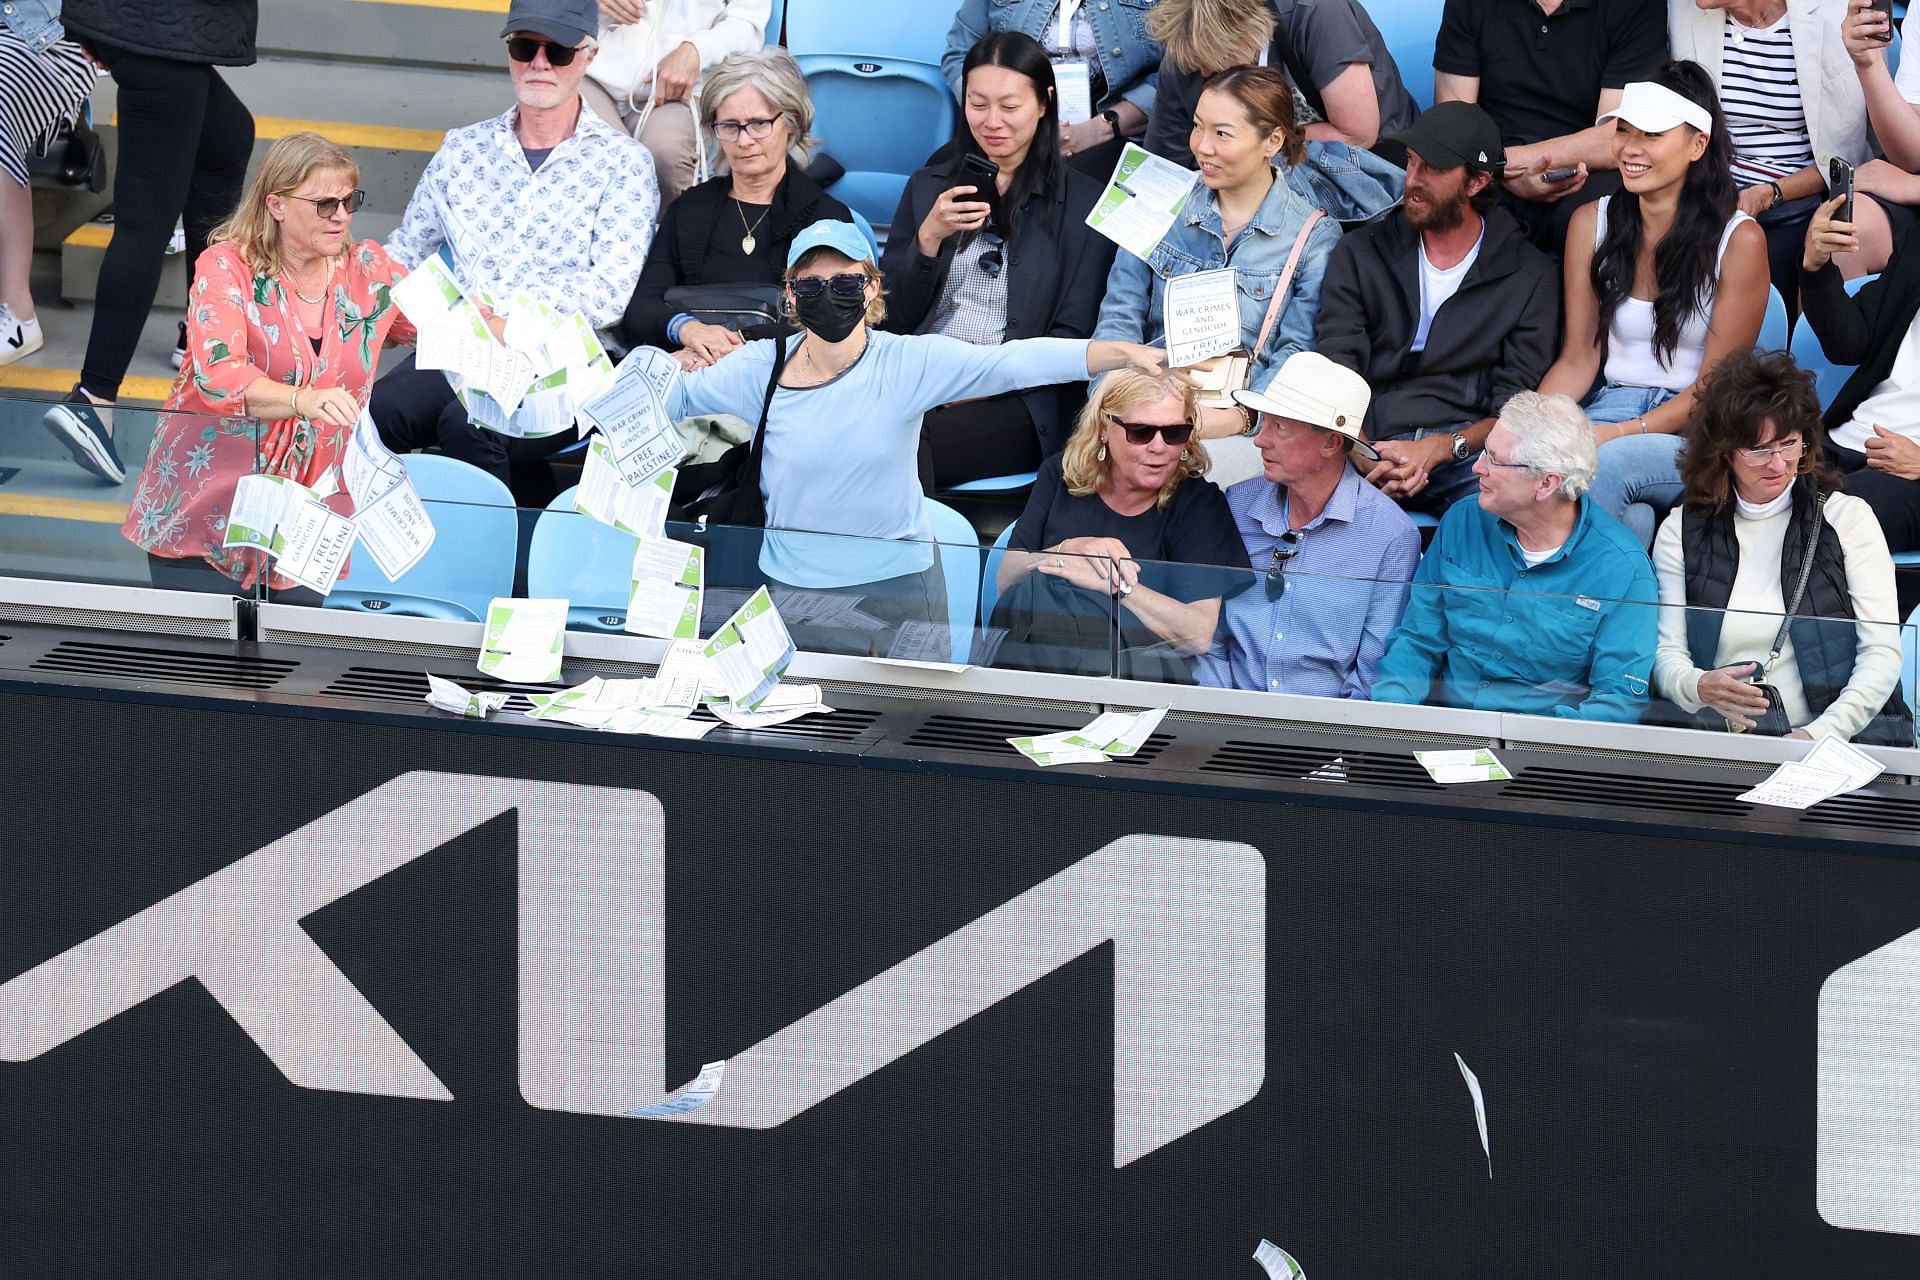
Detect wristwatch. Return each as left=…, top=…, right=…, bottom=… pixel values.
left=1449, top=431, right=1470, bottom=462
left=1100, top=108, right=1122, bottom=141
left=1767, top=179, right=1785, bottom=210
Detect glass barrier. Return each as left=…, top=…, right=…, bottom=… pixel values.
left=0, top=392, right=265, bottom=598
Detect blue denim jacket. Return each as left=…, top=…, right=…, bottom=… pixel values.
left=942, top=0, right=1160, bottom=117
left=1, top=0, right=65, bottom=50
left=1092, top=143, right=1403, bottom=389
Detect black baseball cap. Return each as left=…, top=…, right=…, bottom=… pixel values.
left=500, top=0, right=598, bottom=46
left=1389, top=101, right=1505, bottom=173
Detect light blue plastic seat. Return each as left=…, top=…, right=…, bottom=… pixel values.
left=1789, top=272, right=1877, bottom=409
left=979, top=522, right=1018, bottom=628
left=796, top=55, right=956, bottom=229
left=925, top=498, right=983, bottom=663
left=942, top=470, right=1038, bottom=495
left=527, top=486, right=642, bottom=633
left=1373, top=0, right=1443, bottom=111
left=785, top=0, right=951, bottom=61
left=1904, top=600, right=1919, bottom=716
left=1758, top=284, right=1790, bottom=353
left=328, top=454, right=518, bottom=622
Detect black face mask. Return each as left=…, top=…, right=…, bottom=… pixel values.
left=793, top=288, right=867, bottom=344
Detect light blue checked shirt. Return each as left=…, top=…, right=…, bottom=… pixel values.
left=1195, top=466, right=1422, bottom=699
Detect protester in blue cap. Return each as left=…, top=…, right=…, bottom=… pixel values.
left=665, top=218, right=1168, bottom=639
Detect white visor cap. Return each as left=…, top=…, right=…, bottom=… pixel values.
left=1597, top=81, right=1712, bottom=137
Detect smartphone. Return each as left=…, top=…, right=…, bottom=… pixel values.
left=1870, top=0, right=1894, bottom=42
left=1542, top=165, right=1579, bottom=183
left=954, top=153, right=1005, bottom=236
left=1831, top=156, right=1855, bottom=223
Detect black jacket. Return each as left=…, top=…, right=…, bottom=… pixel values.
left=1800, top=220, right=1920, bottom=436
left=879, top=158, right=1116, bottom=452
left=1677, top=481, right=1913, bottom=746
left=63, top=0, right=257, bottom=65
left=617, top=166, right=849, bottom=351
left=1314, top=206, right=1559, bottom=440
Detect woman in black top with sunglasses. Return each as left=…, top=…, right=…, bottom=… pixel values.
left=990, top=369, right=1249, bottom=682
left=881, top=31, right=1117, bottom=490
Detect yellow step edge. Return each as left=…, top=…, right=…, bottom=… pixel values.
left=351, top=0, right=508, bottom=11
left=0, top=364, right=177, bottom=405
left=0, top=493, right=128, bottom=526
left=108, top=112, right=446, bottom=155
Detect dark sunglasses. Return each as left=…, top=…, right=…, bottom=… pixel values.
left=788, top=272, right=871, bottom=299
left=977, top=231, right=1004, bottom=279
left=1263, top=531, right=1301, bottom=601
left=1108, top=417, right=1194, bottom=448
left=284, top=189, right=366, bottom=219
left=506, top=36, right=582, bottom=65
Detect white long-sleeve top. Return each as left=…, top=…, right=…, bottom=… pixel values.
left=1653, top=489, right=1903, bottom=742
left=586, top=0, right=773, bottom=107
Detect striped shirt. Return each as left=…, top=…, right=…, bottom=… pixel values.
left=1719, top=11, right=1813, bottom=189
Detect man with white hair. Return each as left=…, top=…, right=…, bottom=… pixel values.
left=1371, top=391, right=1658, bottom=721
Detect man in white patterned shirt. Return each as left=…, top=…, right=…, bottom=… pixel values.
left=373, top=0, right=659, bottom=499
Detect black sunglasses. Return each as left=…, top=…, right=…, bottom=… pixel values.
left=284, top=189, right=366, bottom=219
left=1263, top=531, right=1302, bottom=601
left=977, top=231, right=1004, bottom=279
left=1107, top=417, right=1193, bottom=448
left=506, top=36, right=582, bottom=66
left=788, top=272, right=871, bottom=299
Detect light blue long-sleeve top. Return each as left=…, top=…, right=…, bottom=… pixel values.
left=667, top=331, right=1090, bottom=586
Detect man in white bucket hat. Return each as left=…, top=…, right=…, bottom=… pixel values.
left=1194, top=352, right=1422, bottom=698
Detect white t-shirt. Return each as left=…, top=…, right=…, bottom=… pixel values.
left=1897, top=15, right=1920, bottom=105
left=1837, top=304, right=1920, bottom=453
left=1413, top=225, right=1484, bottom=353
left=1520, top=541, right=1564, bottom=568
left=1595, top=198, right=1754, bottom=392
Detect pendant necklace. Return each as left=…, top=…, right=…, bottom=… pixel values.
left=735, top=198, right=772, bottom=255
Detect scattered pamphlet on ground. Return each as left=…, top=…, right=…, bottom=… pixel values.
left=577, top=435, right=675, bottom=539
left=628, top=1059, right=726, bottom=1119
left=710, top=682, right=831, bottom=729
left=478, top=597, right=567, bottom=684
left=523, top=669, right=717, bottom=739
left=1737, top=734, right=1886, bottom=809
left=702, top=586, right=794, bottom=712
left=1415, top=748, right=1513, bottom=785
left=1008, top=707, right=1167, bottom=768
left=1008, top=732, right=1110, bottom=767
left=1253, top=1239, right=1304, bottom=1280
left=342, top=411, right=435, bottom=579
left=424, top=673, right=509, bottom=719
left=578, top=345, right=686, bottom=488
left=222, top=473, right=355, bottom=594
left=1454, top=1052, right=1492, bottom=1178
left=1086, top=143, right=1198, bottom=260
left=1163, top=267, right=1241, bottom=367
left=625, top=536, right=704, bottom=640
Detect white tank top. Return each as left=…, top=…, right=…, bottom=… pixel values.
left=1594, top=198, right=1753, bottom=392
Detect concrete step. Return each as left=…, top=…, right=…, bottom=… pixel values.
left=259, top=0, right=510, bottom=73
left=61, top=211, right=402, bottom=308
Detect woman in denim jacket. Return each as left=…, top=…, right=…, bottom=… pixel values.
left=1092, top=66, right=1402, bottom=480
left=943, top=0, right=1161, bottom=176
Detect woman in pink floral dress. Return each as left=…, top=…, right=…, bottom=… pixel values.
left=122, top=131, right=416, bottom=593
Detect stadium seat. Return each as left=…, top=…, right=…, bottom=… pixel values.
left=527, top=486, right=641, bottom=633
left=1788, top=273, right=1877, bottom=409
left=1373, top=0, right=1443, bottom=111
left=941, top=470, right=1038, bottom=495
left=1904, top=600, right=1918, bottom=716
left=785, top=0, right=952, bottom=62
left=765, top=0, right=786, bottom=45
left=925, top=497, right=984, bottom=663
left=1897, top=551, right=1920, bottom=569
left=329, top=455, right=518, bottom=623
left=979, top=522, right=1018, bottom=627
left=798, top=56, right=957, bottom=228
left=1759, top=284, right=1790, bottom=352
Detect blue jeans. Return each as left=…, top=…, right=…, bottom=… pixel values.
left=1581, top=383, right=1681, bottom=549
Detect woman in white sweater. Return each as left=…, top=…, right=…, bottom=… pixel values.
left=1651, top=349, right=1910, bottom=745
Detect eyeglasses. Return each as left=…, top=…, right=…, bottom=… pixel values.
left=978, top=232, right=1004, bottom=279
left=1263, top=531, right=1302, bottom=601
left=788, top=273, right=871, bottom=299
left=1480, top=452, right=1533, bottom=471
left=1105, top=416, right=1193, bottom=447
left=713, top=114, right=783, bottom=142
left=506, top=36, right=582, bottom=66
left=283, top=190, right=366, bottom=219
left=1737, top=438, right=1806, bottom=463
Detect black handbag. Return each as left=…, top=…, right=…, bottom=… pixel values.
left=1730, top=493, right=1826, bottom=737
left=668, top=337, right=788, bottom=527
left=661, top=283, right=789, bottom=337
left=25, top=112, right=108, bottom=193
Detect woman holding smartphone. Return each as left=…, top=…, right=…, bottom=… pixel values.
left=881, top=31, right=1117, bottom=490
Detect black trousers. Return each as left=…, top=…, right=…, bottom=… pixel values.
left=80, top=48, right=253, bottom=401
left=916, top=391, right=1042, bottom=493
left=1830, top=443, right=1920, bottom=554
left=1756, top=194, right=1819, bottom=319
left=369, top=354, right=579, bottom=506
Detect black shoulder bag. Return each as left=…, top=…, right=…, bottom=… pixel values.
left=668, top=338, right=789, bottom=528
left=1731, top=493, right=1826, bottom=736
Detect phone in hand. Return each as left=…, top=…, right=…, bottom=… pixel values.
left=1542, top=165, right=1579, bottom=184
left=954, top=152, right=1005, bottom=237
left=1831, top=156, right=1855, bottom=223
left=1870, top=0, right=1895, bottom=42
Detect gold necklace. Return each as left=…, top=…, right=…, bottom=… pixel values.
left=734, top=197, right=773, bottom=255
left=284, top=261, right=333, bottom=306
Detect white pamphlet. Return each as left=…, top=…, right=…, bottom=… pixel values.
left=1253, top=1240, right=1304, bottom=1280
left=222, top=473, right=354, bottom=594
left=710, top=683, right=831, bottom=729
left=577, top=435, right=675, bottom=540
left=627, top=1060, right=726, bottom=1118
left=579, top=346, right=685, bottom=488
left=1008, top=731, right=1109, bottom=768
left=425, top=673, right=508, bottom=719
left=1454, top=1052, right=1492, bottom=1178
left=1799, top=734, right=1886, bottom=795
left=1060, top=705, right=1167, bottom=757
left=1085, top=143, right=1199, bottom=260
left=478, top=597, right=568, bottom=684
left=1415, top=748, right=1513, bottom=785
left=702, top=586, right=795, bottom=712
left=652, top=639, right=709, bottom=715
left=1163, top=267, right=1242, bottom=367
left=342, top=412, right=435, bottom=579
left=1736, top=760, right=1853, bottom=810
left=624, top=536, right=705, bottom=640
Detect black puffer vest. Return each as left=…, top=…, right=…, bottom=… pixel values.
left=61, top=0, right=258, bottom=66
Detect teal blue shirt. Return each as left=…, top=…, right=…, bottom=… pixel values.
left=1371, top=495, right=1658, bottom=722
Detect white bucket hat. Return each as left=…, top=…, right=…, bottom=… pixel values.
left=1232, top=351, right=1378, bottom=462
left=1598, top=81, right=1712, bottom=136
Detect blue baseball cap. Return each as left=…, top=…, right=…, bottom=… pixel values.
left=785, top=219, right=875, bottom=270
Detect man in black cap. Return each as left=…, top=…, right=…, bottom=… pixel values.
left=1313, top=101, right=1559, bottom=515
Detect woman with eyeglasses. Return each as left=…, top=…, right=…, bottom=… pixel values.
left=121, top=133, right=416, bottom=597
left=618, top=48, right=849, bottom=369
left=1649, top=349, right=1911, bottom=744
left=988, top=369, right=1249, bottom=682
left=881, top=32, right=1118, bottom=490
left=664, top=219, right=1168, bottom=634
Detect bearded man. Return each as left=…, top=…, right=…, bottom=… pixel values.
left=1314, top=101, right=1559, bottom=514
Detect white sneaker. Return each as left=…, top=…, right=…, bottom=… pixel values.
left=0, top=305, right=44, bottom=368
